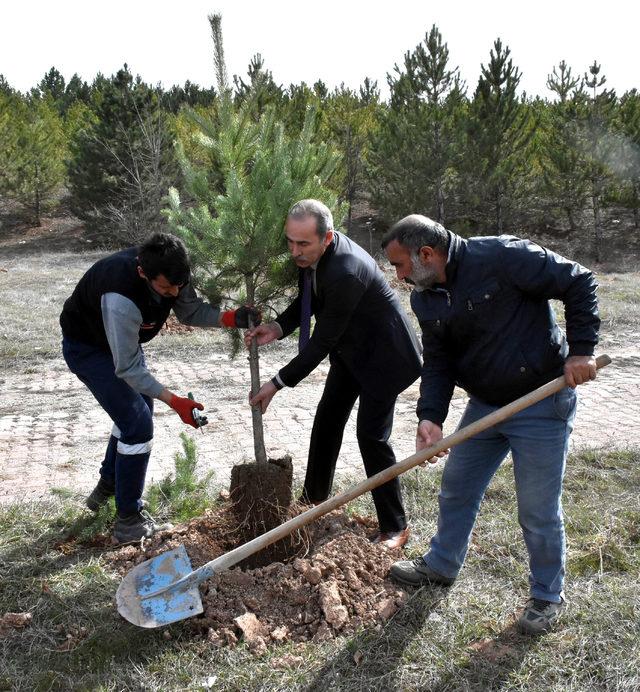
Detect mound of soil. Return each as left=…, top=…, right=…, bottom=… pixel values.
left=106, top=504, right=410, bottom=653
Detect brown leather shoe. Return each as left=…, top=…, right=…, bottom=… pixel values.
left=371, top=526, right=410, bottom=549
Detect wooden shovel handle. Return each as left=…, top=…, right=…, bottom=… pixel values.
left=192, top=354, right=611, bottom=582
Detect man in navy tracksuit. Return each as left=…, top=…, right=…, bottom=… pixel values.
left=60, top=233, right=259, bottom=542
left=382, top=214, right=600, bottom=634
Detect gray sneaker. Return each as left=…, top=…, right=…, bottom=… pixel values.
left=113, top=510, right=173, bottom=544
left=86, top=478, right=115, bottom=512
left=389, top=557, right=455, bottom=587
left=517, top=598, right=565, bottom=634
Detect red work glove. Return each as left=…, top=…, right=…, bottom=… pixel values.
left=169, top=394, right=204, bottom=428
left=220, top=305, right=262, bottom=328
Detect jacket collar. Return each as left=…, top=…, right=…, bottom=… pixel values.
left=440, top=231, right=464, bottom=287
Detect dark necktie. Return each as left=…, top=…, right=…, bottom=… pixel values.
left=298, top=268, right=312, bottom=351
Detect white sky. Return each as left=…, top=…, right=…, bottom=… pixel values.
left=1, top=0, right=638, bottom=100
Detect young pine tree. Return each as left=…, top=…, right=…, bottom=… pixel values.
left=165, top=14, right=344, bottom=464
left=368, top=24, right=465, bottom=226
left=463, top=39, right=535, bottom=233
left=614, top=90, right=640, bottom=230
left=0, top=94, right=66, bottom=225
left=539, top=61, right=589, bottom=233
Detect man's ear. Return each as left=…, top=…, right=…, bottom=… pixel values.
left=324, top=229, right=334, bottom=247
left=418, top=245, right=435, bottom=265
left=137, top=265, right=147, bottom=280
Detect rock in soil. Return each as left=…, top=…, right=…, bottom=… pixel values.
left=106, top=504, right=410, bottom=653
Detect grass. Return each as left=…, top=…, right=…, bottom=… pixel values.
left=1, top=447, right=638, bottom=691
left=1, top=245, right=637, bottom=689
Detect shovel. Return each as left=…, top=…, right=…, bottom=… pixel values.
left=117, top=354, right=611, bottom=627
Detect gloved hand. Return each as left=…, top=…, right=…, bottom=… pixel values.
left=220, top=305, right=262, bottom=329
left=169, top=394, right=204, bottom=428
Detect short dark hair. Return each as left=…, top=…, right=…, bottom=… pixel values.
left=287, top=199, right=334, bottom=239
left=381, top=214, right=449, bottom=254
left=138, top=233, right=190, bottom=285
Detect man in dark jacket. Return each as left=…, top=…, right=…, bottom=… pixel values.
left=60, top=232, right=259, bottom=543
left=246, top=199, right=422, bottom=548
left=382, top=214, right=600, bottom=634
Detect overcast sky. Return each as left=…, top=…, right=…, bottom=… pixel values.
left=1, top=0, right=638, bottom=99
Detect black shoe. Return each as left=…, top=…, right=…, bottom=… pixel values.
left=389, top=557, right=455, bottom=587
left=86, top=478, right=115, bottom=512
left=517, top=597, right=565, bottom=634
left=113, top=510, right=172, bottom=544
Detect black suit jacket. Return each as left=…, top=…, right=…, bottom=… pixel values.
left=276, top=232, right=421, bottom=400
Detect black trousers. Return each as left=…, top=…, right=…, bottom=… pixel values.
left=302, top=357, right=407, bottom=533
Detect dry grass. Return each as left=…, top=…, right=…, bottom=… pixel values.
left=1, top=244, right=638, bottom=690
left=0, top=448, right=638, bottom=691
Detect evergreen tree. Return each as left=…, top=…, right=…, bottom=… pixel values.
left=0, top=91, right=20, bottom=196
left=614, top=90, right=640, bottom=229
left=463, top=39, right=536, bottom=232
left=37, top=67, right=66, bottom=105
left=582, top=61, right=617, bottom=261
left=67, top=65, right=176, bottom=242
left=539, top=62, right=589, bottom=232
left=166, top=13, right=344, bottom=464
left=368, top=24, right=465, bottom=225
left=322, top=83, right=381, bottom=230
left=281, top=82, right=321, bottom=133
left=0, top=94, right=66, bottom=224
left=62, top=74, right=92, bottom=113
left=0, top=74, right=13, bottom=95
left=233, top=54, right=284, bottom=119
left=547, top=60, right=581, bottom=103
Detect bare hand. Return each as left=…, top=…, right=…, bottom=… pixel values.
left=416, top=420, right=448, bottom=464
left=564, top=355, right=597, bottom=388
left=244, top=323, right=281, bottom=348
left=249, top=380, right=278, bottom=414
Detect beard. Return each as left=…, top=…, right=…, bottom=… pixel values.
left=407, top=254, right=439, bottom=291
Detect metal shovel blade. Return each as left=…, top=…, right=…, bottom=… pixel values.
left=116, top=545, right=203, bottom=627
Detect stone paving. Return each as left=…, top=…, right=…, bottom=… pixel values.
left=1, top=335, right=638, bottom=505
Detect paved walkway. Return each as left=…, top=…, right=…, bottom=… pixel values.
left=1, top=336, right=638, bottom=504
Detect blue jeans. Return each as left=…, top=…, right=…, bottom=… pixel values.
left=62, top=337, right=154, bottom=515
left=424, top=387, right=577, bottom=603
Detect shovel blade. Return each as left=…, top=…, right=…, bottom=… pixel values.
left=116, top=545, right=203, bottom=628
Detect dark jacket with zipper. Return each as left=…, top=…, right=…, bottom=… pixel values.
left=411, top=232, right=600, bottom=426
left=276, top=231, right=422, bottom=401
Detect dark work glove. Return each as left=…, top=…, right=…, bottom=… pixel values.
left=220, top=305, right=262, bottom=328
left=169, top=394, right=204, bottom=428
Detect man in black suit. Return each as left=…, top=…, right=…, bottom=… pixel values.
left=247, top=199, right=421, bottom=548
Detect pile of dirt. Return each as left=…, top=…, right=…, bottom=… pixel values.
left=106, top=505, right=410, bottom=653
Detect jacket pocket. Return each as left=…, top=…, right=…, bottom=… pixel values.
left=553, top=386, right=577, bottom=421
left=465, top=279, right=501, bottom=313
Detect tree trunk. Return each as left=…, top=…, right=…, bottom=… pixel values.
left=435, top=183, right=445, bottom=223
left=633, top=182, right=639, bottom=230
left=245, top=276, right=267, bottom=464
left=34, top=162, right=41, bottom=227
left=565, top=206, right=577, bottom=234
left=591, top=178, right=602, bottom=263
